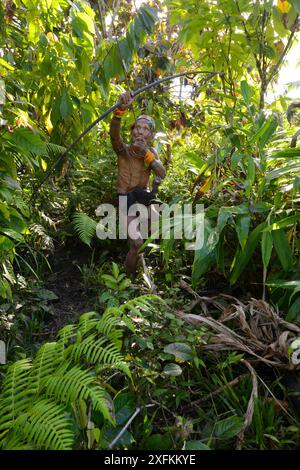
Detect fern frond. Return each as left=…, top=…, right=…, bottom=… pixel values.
left=45, top=363, right=95, bottom=403
left=97, top=308, right=122, bottom=336
left=89, top=386, right=115, bottom=424
left=72, top=334, right=106, bottom=362
left=13, top=398, right=74, bottom=450
left=119, top=313, right=136, bottom=333
left=71, top=331, right=124, bottom=365
left=57, top=324, right=77, bottom=346
left=72, top=212, right=97, bottom=247
left=30, top=343, right=60, bottom=393
left=45, top=366, right=116, bottom=424
left=123, top=294, right=166, bottom=315
left=78, top=311, right=99, bottom=335
left=46, top=142, right=66, bottom=157
left=2, top=432, right=34, bottom=450
left=107, top=330, right=123, bottom=351
left=90, top=342, right=123, bottom=365
left=0, top=359, right=32, bottom=431
left=97, top=307, right=135, bottom=337
left=112, top=361, right=132, bottom=380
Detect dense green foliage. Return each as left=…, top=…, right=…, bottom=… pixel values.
left=1, top=0, right=300, bottom=450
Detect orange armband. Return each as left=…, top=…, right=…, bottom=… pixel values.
left=144, top=150, right=155, bottom=166
left=113, top=108, right=127, bottom=118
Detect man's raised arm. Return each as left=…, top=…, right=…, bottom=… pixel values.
left=110, top=92, right=133, bottom=154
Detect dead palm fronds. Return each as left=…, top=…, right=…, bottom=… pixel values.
left=179, top=294, right=300, bottom=370
left=178, top=294, right=300, bottom=448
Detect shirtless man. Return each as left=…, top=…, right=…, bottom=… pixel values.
left=110, top=92, right=166, bottom=276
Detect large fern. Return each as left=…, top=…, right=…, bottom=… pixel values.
left=0, top=295, right=164, bottom=449
left=0, top=295, right=165, bottom=449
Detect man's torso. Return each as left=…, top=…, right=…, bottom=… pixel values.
left=117, top=144, right=153, bottom=194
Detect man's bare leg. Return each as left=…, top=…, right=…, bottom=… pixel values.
left=125, top=242, right=143, bottom=277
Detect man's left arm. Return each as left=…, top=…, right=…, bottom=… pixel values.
left=145, top=148, right=166, bottom=195
left=143, top=147, right=166, bottom=178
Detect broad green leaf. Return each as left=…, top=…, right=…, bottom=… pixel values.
left=251, top=116, right=278, bottom=147
left=192, top=251, right=215, bottom=286
left=4, top=208, right=26, bottom=232
left=145, top=434, right=173, bottom=450
left=118, top=38, right=133, bottom=68
left=112, top=263, right=119, bottom=279
left=286, top=4, right=299, bottom=29
left=72, top=13, right=94, bottom=40
left=185, top=440, right=211, bottom=450
left=290, top=286, right=300, bottom=304
left=199, top=30, right=214, bottom=48
left=0, top=155, right=17, bottom=179
left=0, top=202, right=10, bottom=220
left=266, top=163, right=300, bottom=181
left=115, top=406, right=134, bottom=426
left=240, top=80, right=252, bottom=104
left=0, top=229, right=24, bottom=242
left=214, top=416, right=244, bottom=439
left=217, top=208, right=232, bottom=232
left=261, top=230, right=273, bottom=270
left=104, top=46, right=123, bottom=81
left=263, top=215, right=300, bottom=231
left=140, top=6, right=156, bottom=33
left=163, top=363, right=183, bottom=376
left=250, top=202, right=271, bottom=213
left=28, top=20, right=40, bottom=44
left=231, top=152, right=244, bottom=170
left=11, top=128, right=46, bottom=155
left=230, top=222, right=267, bottom=284
left=246, top=156, right=255, bottom=183
left=133, top=16, right=146, bottom=42
left=0, top=58, right=14, bottom=71
left=289, top=1, right=300, bottom=14
left=272, top=229, right=293, bottom=272
left=192, top=222, right=219, bottom=285
left=269, top=148, right=300, bottom=159
left=272, top=6, right=289, bottom=36
left=235, top=215, right=250, bottom=249
left=164, top=343, right=193, bottom=361
left=286, top=296, right=300, bottom=321
left=60, top=90, right=73, bottom=121
left=141, top=5, right=158, bottom=23
left=0, top=235, right=15, bottom=251
left=260, top=116, right=278, bottom=147
left=266, top=280, right=300, bottom=289
left=35, top=289, right=59, bottom=301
